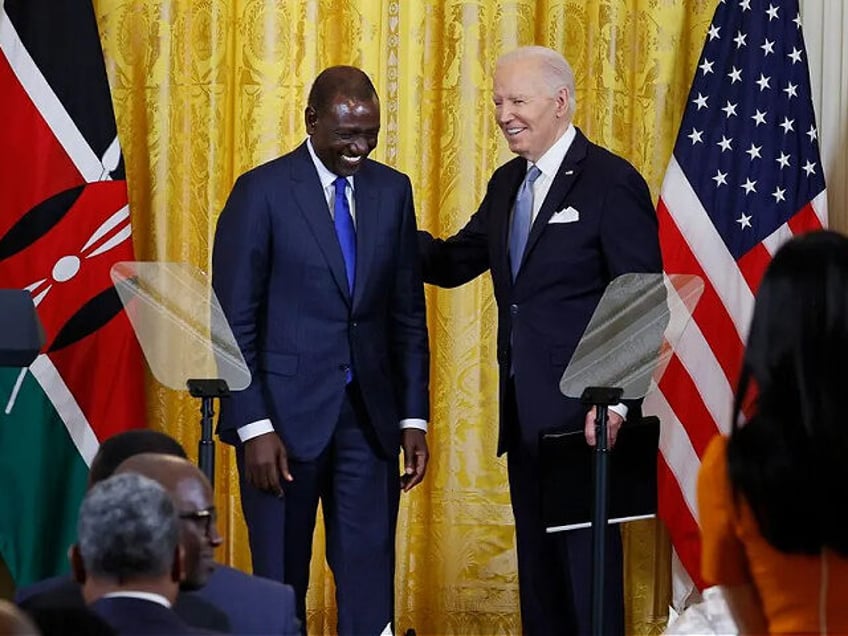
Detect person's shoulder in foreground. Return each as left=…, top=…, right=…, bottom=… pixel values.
left=190, top=564, right=300, bottom=635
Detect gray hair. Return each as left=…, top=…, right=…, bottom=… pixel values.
left=497, top=46, right=577, bottom=117
left=77, top=472, right=179, bottom=582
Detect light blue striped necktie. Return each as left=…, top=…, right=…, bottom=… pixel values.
left=509, top=165, right=542, bottom=280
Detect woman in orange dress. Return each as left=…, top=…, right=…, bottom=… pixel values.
left=698, top=230, right=848, bottom=635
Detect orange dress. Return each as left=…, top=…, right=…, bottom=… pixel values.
left=698, top=435, right=848, bottom=634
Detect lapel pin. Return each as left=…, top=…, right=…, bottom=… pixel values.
left=565, top=170, right=574, bottom=175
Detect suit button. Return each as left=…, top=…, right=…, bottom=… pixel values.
left=510, top=304, right=519, bottom=316
left=351, top=322, right=358, bottom=328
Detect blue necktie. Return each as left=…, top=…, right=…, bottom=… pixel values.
left=334, top=177, right=356, bottom=384
left=509, top=165, right=542, bottom=280
left=333, top=177, right=356, bottom=294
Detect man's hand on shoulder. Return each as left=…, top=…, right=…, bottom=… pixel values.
left=400, top=429, right=428, bottom=492
left=244, top=432, right=293, bottom=496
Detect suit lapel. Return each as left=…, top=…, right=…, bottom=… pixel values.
left=290, top=143, right=352, bottom=304
left=351, top=163, right=380, bottom=310
left=518, top=129, right=589, bottom=274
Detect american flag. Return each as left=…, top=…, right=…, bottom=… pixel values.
left=644, top=0, right=827, bottom=602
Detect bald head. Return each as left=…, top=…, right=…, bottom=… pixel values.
left=115, top=453, right=220, bottom=589
left=116, top=453, right=206, bottom=494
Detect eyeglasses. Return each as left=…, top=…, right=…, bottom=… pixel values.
left=179, top=506, right=217, bottom=537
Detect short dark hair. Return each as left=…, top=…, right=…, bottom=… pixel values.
left=88, top=430, right=186, bottom=485
left=307, top=66, right=377, bottom=115
left=728, top=230, right=848, bottom=555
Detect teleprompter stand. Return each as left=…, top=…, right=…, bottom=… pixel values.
left=581, top=385, right=623, bottom=636
left=186, top=378, right=230, bottom=488
left=557, top=273, right=703, bottom=636
left=111, top=262, right=251, bottom=490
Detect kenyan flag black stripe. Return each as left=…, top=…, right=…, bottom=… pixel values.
left=4, top=0, right=123, bottom=177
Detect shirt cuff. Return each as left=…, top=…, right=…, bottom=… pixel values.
left=237, top=419, right=275, bottom=442
left=609, top=403, right=628, bottom=421
left=400, top=418, right=427, bottom=433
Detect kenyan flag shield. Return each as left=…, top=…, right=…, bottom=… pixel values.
left=0, top=0, right=144, bottom=586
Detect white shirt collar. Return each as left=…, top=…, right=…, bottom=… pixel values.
left=101, top=590, right=172, bottom=608
left=530, top=123, right=576, bottom=177
left=306, top=137, right=354, bottom=193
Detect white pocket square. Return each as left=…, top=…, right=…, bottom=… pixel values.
left=548, top=206, right=580, bottom=224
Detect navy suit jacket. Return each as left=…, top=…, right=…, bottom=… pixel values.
left=16, top=574, right=228, bottom=632
left=16, top=565, right=298, bottom=634
left=420, top=128, right=662, bottom=455
left=90, top=596, right=202, bottom=634
left=190, top=564, right=299, bottom=635
left=213, top=142, right=429, bottom=460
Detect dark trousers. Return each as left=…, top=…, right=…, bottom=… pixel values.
left=505, top=381, right=624, bottom=636
left=238, top=384, right=399, bottom=636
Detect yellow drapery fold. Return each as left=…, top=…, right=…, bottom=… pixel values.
left=92, top=1, right=713, bottom=632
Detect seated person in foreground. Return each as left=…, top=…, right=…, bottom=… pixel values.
left=18, top=430, right=298, bottom=635
left=116, top=453, right=299, bottom=635
left=16, top=431, right=228, bottom=632
left=698, top=230, right=848, bottom=634
left=71, top=472, right=203, bottom=634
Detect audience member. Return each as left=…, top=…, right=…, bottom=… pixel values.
left=71, top=472, right=196, bottom=634
left=698, top=230, right=848, bottom=633
left=16, top=431, right=228, bottom=632
left=17, top=429, right=298, bottom=635
left=116, top=453, right=299, bottom=635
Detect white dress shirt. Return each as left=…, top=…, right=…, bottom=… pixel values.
left=101, top=590, right=172, bottom=608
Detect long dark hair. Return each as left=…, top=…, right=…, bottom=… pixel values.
left=727, top=230, right=848, bottom=555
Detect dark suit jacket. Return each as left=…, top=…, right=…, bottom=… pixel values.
left=90, top=596, right=203, bottom=635
left=16, top=574, right=230, bottom=632
left=213, top=142, right=430, bottom=460
left=189, top=564, right=299, bottom=635
left=420, top=128, right=662, bottom=455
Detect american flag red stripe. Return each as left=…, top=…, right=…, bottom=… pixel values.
left=645, top=0, right=827, bottom=602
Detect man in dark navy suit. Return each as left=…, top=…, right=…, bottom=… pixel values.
left=212, top=66, right=430, bottom=635
left=71, top=472, right=198, bottom=635
left=419, top=46, right=662, bottom=635
left=117, top=453, right=300, bottom=635
left=17, top=430, right=299, bottom=635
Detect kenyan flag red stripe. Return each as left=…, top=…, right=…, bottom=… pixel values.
left=0, top=0, right=144, bottom=586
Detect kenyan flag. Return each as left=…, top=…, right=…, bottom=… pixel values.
left=0, top=0, right=144, bottom=586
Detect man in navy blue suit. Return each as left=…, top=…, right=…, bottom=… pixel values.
left=212, top=66, right=430, bottom=635
left=72, top=472, right=198, bottom=634
left=117, top=453, right=300, bottom=635
left=419, top=46, right=662, bottom=635
left=16, top=430, right=299, bottom=635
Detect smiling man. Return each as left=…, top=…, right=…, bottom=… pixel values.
left=418, top=46, right=662, bottom=635
left=212, top=66, right=430, bottom=635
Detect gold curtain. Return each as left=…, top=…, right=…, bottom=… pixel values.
left=92, top=1, right=714, bottom=633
